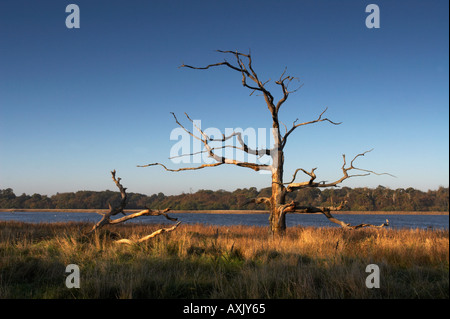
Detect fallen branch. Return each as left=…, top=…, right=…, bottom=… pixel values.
left=89, top=171, right=180, bottom=243
left=115, top=221, right=181, bottom=245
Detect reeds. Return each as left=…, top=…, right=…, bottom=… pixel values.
left=0, top=221, right=448, bottom=298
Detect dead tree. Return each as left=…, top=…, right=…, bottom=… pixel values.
left=90, top=170, right=181, bottom=243
left=140, top=50, right=392, bottom=234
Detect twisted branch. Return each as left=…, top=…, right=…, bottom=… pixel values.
left=286, top=150, right=396, bottom=192
left=89, top=171, right=180, bottom=242
left=281, top=200, right=389, bottom=229
left=281, top=108, right=342, bottom=148
left=181, top=50, right=274, bottom=104
left=139, top=112, right=272, bottom=172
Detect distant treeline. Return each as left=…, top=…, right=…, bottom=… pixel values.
left=0, top=186, right=448, bottom=212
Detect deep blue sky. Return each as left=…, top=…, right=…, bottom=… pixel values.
left=0, top=0, right=448, bottom=196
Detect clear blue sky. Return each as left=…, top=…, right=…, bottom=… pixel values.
left=0, top=0, right=448, bottom=196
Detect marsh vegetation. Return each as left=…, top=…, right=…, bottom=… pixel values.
left=0, top=221, right=448, bottom=298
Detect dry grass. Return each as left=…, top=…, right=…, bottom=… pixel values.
left=0, top=221, right=448, bottom=298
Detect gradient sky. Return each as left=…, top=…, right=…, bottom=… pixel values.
left=0, top=0, right=448, bottom=196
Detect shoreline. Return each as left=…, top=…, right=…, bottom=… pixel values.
left=0, top=208, right=448, bottom=215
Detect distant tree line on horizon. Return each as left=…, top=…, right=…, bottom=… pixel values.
left=0, top=186, right=448, bottom=212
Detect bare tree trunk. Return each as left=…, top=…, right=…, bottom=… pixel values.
left=269, top=214, right=284, bottom=234
left=269, top=139, right=287, bottom=234
left=269, top=188, right=286, bottom=234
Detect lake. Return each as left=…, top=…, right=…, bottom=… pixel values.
left=0, top=211, right=448, bottom=229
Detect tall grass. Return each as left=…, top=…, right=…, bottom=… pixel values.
left=0, top=221, right=448, bottom=298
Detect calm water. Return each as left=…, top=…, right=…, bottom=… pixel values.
left=0, top=211, right=448, bottom=229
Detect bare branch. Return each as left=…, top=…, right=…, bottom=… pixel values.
left=110, top=170, right=127, bottom=216
left=170, top=112, right=202, bottom=141
left=180, top=50, right=276, bottom=113
left=274, top=67, right=303, bottom=112
left=146, top=207, right=179, bottom=222
left=115, top=222, right=181, bottom=245
left=180, top=61, right=242, bottom=73
left=168, top=145, right=241, bottom=160
left=99, top=208, right=176, bottom=226
left=285, top=168, right=317, bottom=185
left=215, top=49, right=250, bottom=57
left=89, top=171, right=180, bottom=242
left=286, top=150, right=395, bottom=192
left=140, top=112, right=272, bottom=172
left=281, top=108, right=342, bottom=148
left=208, top=130, right=271, bottom=156
left=168, top=144, right=271, bottom=161
left=104, top=208, right=178, bottom=226
left=244, top=197, right=272, bottom=209
left=281, top=200, right=389, bottom=229
left=138, top=162, right=225, bottom=171
left=183, top=114, right=272, bottom=170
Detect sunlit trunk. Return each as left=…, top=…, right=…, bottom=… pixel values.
left=268, top=128, right=287, bottom=234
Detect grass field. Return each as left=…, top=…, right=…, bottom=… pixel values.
left=0, top=221, right=448, bottom=298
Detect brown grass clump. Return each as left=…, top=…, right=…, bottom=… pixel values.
left=0, top=221, right=448, bottom=298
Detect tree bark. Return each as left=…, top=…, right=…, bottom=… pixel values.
left=269, top=141, right=287, bottom=234
left=269, top=184, right=286, bottom=234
